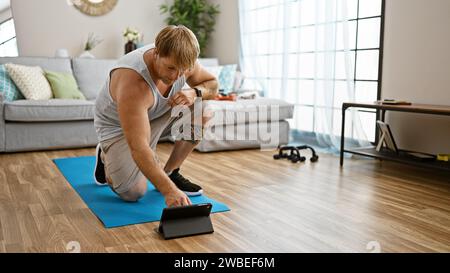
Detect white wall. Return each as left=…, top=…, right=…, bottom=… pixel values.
left=206, top=0, right=240, bottom=65
left=10, top=0, right=240, bottom=63
left=382, top=0, right=450, bottom=154
left=11, top=0, right=166, bottom=59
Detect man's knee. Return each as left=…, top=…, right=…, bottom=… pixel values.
left=120, top=188, right=147, bottom=202
left=118, top=180, right=148, bottom=202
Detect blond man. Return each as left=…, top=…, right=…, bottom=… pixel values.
left=94, top=26, right=218, bottom=207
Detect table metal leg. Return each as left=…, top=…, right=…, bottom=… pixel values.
left=340, top=107, right=346, bottom=166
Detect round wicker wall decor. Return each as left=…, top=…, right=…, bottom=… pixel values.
left=72, top=0, right=118, bottom=17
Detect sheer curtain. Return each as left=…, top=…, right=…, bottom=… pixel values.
left=239, top=0, right=371, bottom=151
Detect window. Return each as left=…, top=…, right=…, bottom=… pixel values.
left=0, top=18, right=18, bottom=57
left=240, top=0, right=384, bottom=144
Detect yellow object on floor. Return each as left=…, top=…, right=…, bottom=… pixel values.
left=437, top=154, right=450, bottom=162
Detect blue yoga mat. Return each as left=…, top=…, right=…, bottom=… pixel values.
left=53, top=156, right=230, bottom=228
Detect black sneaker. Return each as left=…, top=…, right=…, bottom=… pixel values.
left=169, top=169, right=203, bottom=196
left=94, top=144, right=107, bottom=186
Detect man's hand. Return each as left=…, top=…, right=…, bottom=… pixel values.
left=164, top=188, right=192, bottom=207
left=168, top=89, right=197, bottom=108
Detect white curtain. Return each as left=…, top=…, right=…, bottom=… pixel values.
left=239, top=0, right=371, bottom=151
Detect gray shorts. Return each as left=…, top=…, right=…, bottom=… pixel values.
left=99, top=106, right=203, bottom=194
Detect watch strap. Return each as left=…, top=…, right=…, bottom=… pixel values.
left=194, top=87, right=202, bottom=98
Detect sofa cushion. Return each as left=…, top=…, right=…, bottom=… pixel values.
left=0, top=57, right=73, bottom=73
left=72, top=58, right=117, bottom=100
left=204, top=98, right=294, bottom=127
left=5, top=63, right=53, bottom=100
left=0, top=64, right=24, bottom=101
left=196, top=120, right=290, bottom=152
left=4, top=99, right=95, bottom=122
left=218, top=64, right=237, bottom=93
left=45, top=70, right=86, bottom=100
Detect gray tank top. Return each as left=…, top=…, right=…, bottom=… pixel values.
left=94, top=44, right=186, bottom=142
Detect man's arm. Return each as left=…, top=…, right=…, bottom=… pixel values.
left=168, top=62, right=219, bottom=108
left=185, top=62, right=219, bottom=100
left=112, top=70, right=191, bottom=207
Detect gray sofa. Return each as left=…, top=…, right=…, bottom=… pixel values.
left=0, top=57, right=293, bottom=153
left=0, top=57, right=116, bottom=152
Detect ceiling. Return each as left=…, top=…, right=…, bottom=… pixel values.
left=0, top=0, right=10, bottom=13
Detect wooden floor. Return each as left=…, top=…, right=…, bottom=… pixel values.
left=0, top=143, right=449, bottom=253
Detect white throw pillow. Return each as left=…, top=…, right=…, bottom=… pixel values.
left=5, top=63, right=53, bottom=100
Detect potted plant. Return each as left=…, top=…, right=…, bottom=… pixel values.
left=123, top=27, right=142, bottom=54
left=160, top=0, right=220, bottom=57
left=80, top=32, right=103, bottom=58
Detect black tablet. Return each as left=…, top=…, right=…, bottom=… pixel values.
left=158, top=203, right=214, bottom=240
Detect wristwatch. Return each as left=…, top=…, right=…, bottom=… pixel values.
left=193, top=87, right=202, bottom=98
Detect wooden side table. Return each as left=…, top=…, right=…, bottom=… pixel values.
left=340, top=102, right=450, bottom=172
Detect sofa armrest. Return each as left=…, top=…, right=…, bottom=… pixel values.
left=0, top=92, right=5, bottom=152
